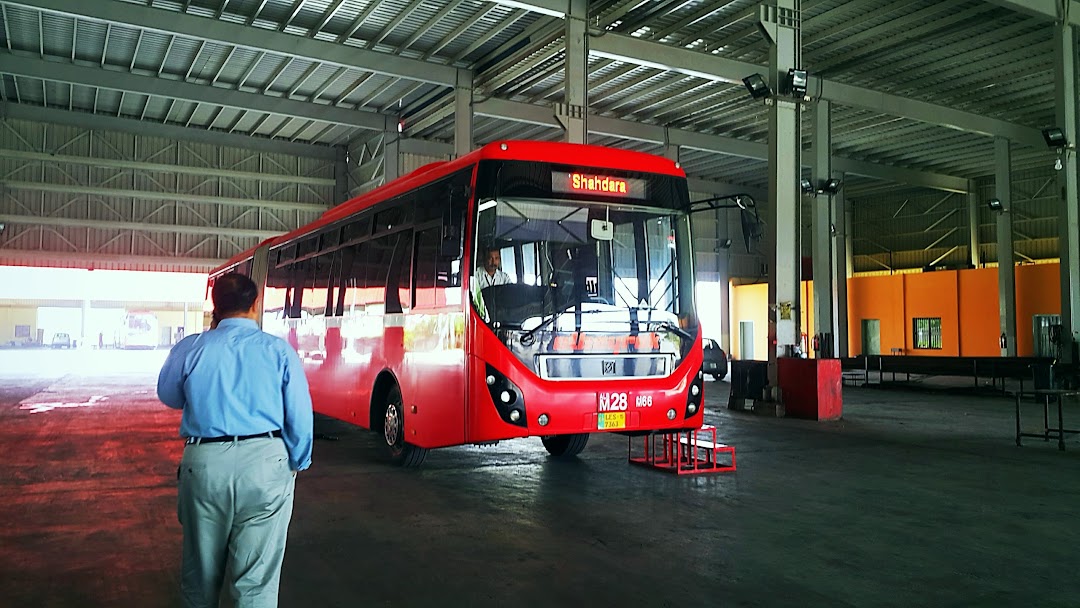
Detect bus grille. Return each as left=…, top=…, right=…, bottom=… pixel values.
left=537, top=354, right=673, bottom=380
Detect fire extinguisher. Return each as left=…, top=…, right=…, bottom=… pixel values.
left=812, top=334, right=821, bottom=352
left=1000, top=332, right=1007, bottom=349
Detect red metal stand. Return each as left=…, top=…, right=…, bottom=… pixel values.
left=628, top=425, right=736, bottom=475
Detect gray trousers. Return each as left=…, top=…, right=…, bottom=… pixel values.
left=177, top=437, right=296, bottom=608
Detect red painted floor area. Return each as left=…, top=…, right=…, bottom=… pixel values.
left=0, top=350, right=184, bottom=606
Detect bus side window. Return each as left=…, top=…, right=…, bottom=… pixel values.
left=413, top=228, right=440, bottom=308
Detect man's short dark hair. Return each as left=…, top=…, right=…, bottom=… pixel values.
left=212, top=273, right=258, bottom=316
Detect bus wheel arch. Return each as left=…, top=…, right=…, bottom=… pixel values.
left=370, top=371, right=429, bottom=467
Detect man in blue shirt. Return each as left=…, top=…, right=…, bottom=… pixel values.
left=158, top=272, right=313, bottom=608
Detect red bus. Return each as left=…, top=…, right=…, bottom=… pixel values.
left=207, top=140, right=705, bottom=466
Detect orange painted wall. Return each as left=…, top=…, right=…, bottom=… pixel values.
left=903, top=271, right=960, bottom=356
left=729, top=263, right=1064, bottom=358
left=847, top=274, right=906, bottom=356
left=1016, top=263, right=1061, bottom=357
left=957, top=268, right=1000, bottom=356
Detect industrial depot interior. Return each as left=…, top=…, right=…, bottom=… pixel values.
left=1, top=0, right=1079, bottom=606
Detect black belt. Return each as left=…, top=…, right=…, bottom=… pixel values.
left=186, top=430, right=282, bottom=445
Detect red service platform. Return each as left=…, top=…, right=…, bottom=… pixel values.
left=628, top=425, right=736, bottom=475
left=777, top=357, right=843, bottom=421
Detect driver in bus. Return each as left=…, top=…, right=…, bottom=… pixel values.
left=470, top=247, right=513, bottom=321
left=472, top=247, right=513, bottom=290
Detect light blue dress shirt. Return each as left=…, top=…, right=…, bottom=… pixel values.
left=157, top=317, right=314, bottom=471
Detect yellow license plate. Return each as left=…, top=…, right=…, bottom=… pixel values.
left=597, top=412, right=626, bottom=430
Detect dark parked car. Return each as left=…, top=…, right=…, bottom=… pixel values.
left=702, top=338, right=728, bottom=380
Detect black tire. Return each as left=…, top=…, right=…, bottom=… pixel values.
left=379, top=386, right=428, bottom=467
left=541, top=433, right=590, bottom=458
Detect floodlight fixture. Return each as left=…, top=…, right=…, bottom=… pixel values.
left=800, top=178, right=814, bottom=194
left=1043, top=127, right=1067, bottom=149
left=742, top=73, right=771, bottom=100
left=822, top=178, right=843, bottom=195
left=787, top=68, right=808, bottom=98
left=987, top=198, right=1004, bottom=212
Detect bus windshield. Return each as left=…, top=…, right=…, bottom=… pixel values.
left=471, top=195, right=697, bottom=376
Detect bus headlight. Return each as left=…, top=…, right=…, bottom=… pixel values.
left=666, top=408, right=676, bottom=420
left=685, top=368, right=705, bottom=419
left=484, top=364, right=527, bottom=428
left=538, top=414, right=549, bottom=426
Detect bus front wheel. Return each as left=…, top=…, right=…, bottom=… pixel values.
left=541, top=433, right=590, bottom=458
left=380, top=386, right=428, bottom=467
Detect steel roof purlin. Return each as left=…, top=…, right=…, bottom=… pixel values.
left=11, top=0, right=459, bottom=86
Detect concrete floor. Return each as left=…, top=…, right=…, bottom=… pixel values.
left=2, top=349, right=1079, bottom=607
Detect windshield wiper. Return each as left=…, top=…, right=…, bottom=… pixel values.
left=647, top=320, right=694, bottom=342
left=520, top=308, right=611, bottom=342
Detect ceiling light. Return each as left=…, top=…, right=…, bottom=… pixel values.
left=822, top=178, right=843, bottom=195
left=800, top=178, right=814, bottom=194
left=1043, top=127, right=1067, bottom=149
left=987, top=198, right=1004, bottom=212
left=742, top=73, right=771, bottom=100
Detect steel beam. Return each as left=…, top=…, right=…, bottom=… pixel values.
left=399, top=137, right=453, bottom=157
left=832, top=178, right=849, bottom=357
left=1, top=102, right=337, bottom=160
left=2, top=181, right=328, bottom=213
left=0, top=55, right=386, bottom=132
left=474, top=97, right=971, bottom=192
left=455, top=69, right=473, bottom=157
left=14, top=0, right=457, bottom=87
left=0, top=214, right=282, bottom=239
left=995, top=137, right=1017, bottom=356
left=334, top=145, right=350, bottom=206
left=0, top=247, right=225, bottom=271
left=765, top=0, right=800, bottom=383
left=383, top=115, right=400, bottom=183
left=983, top=0, right=1080, bottom=27
left=811, top=100, right=837, bottom=357
left=1057, top=20, right=1080, bottom=363
left=586, top=29, right=1045, bottom=148
left=967, top=181, right=981, bottom=267
left=560, top=0, right=588, bottom=143
left=0, top=148, right=334, bottom=186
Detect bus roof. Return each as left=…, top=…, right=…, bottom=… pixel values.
left=212, top=140, right=686, bottom=273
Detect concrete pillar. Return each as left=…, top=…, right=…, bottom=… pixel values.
left=80, top=298, right=90, bottom=349
left=762, top=0, right=801, bottom=385
left=560, top=0, right=588, bottom=144
left=995, top=138, right=1017, bottom=357
left=967, top=182, right=981, bottom=267
left=831, top=177, right=848, bottom=358
left=455, top=69, right=473, bottom=158
left=383, top=114, right=400, bottom=183
left=1056, top=21, right=1080, bottom=363
left=811, top=100, right=836, bottom=357
left=334, top=146, right=350, bottom=205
